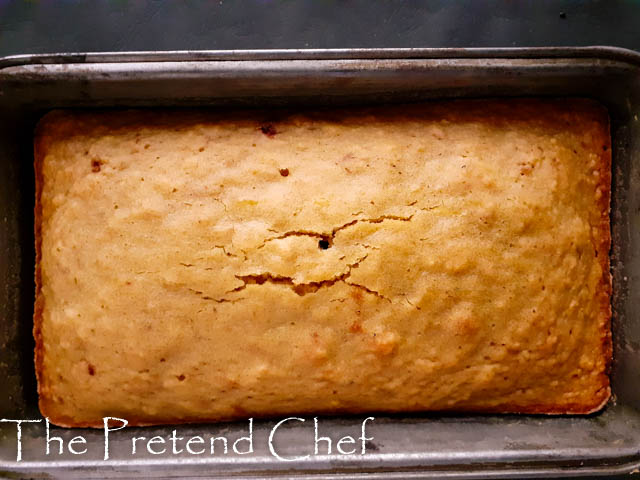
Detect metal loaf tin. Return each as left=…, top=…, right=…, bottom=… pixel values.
left=0, top=47, right=639, bottom=479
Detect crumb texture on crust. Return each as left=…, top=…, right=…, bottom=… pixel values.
left=34, top=100, right=611, bottom=427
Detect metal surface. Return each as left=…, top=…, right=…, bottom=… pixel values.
left=0, top=47, right=639, bottom=479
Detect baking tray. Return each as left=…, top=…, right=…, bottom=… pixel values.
left=0, top=47, right=639, bottom=479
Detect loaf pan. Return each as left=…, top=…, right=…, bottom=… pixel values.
left=0, top=47, right=639, bottom=479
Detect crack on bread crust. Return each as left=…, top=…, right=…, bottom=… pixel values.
left=220, top=254, right=389, bottom=301
left=258, top=214, right=414, bottom=248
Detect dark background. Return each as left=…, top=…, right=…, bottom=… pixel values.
left=0, top=0, right=639, bottom=57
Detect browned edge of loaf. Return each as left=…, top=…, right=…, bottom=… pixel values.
left=47, top=400, right=615, bottom=429
left=589, top=99, right=613, bottom=414
left=33, top=110, right=81, bottom=426
left=32, top=100, right=613, bottom=428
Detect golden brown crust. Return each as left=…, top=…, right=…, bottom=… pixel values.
left=50, top=394, right=613, bottom=429
left=34, top=100, right=612, bottom=427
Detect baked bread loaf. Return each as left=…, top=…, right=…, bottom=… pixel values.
left=34, top=100, right=612, bottom=427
